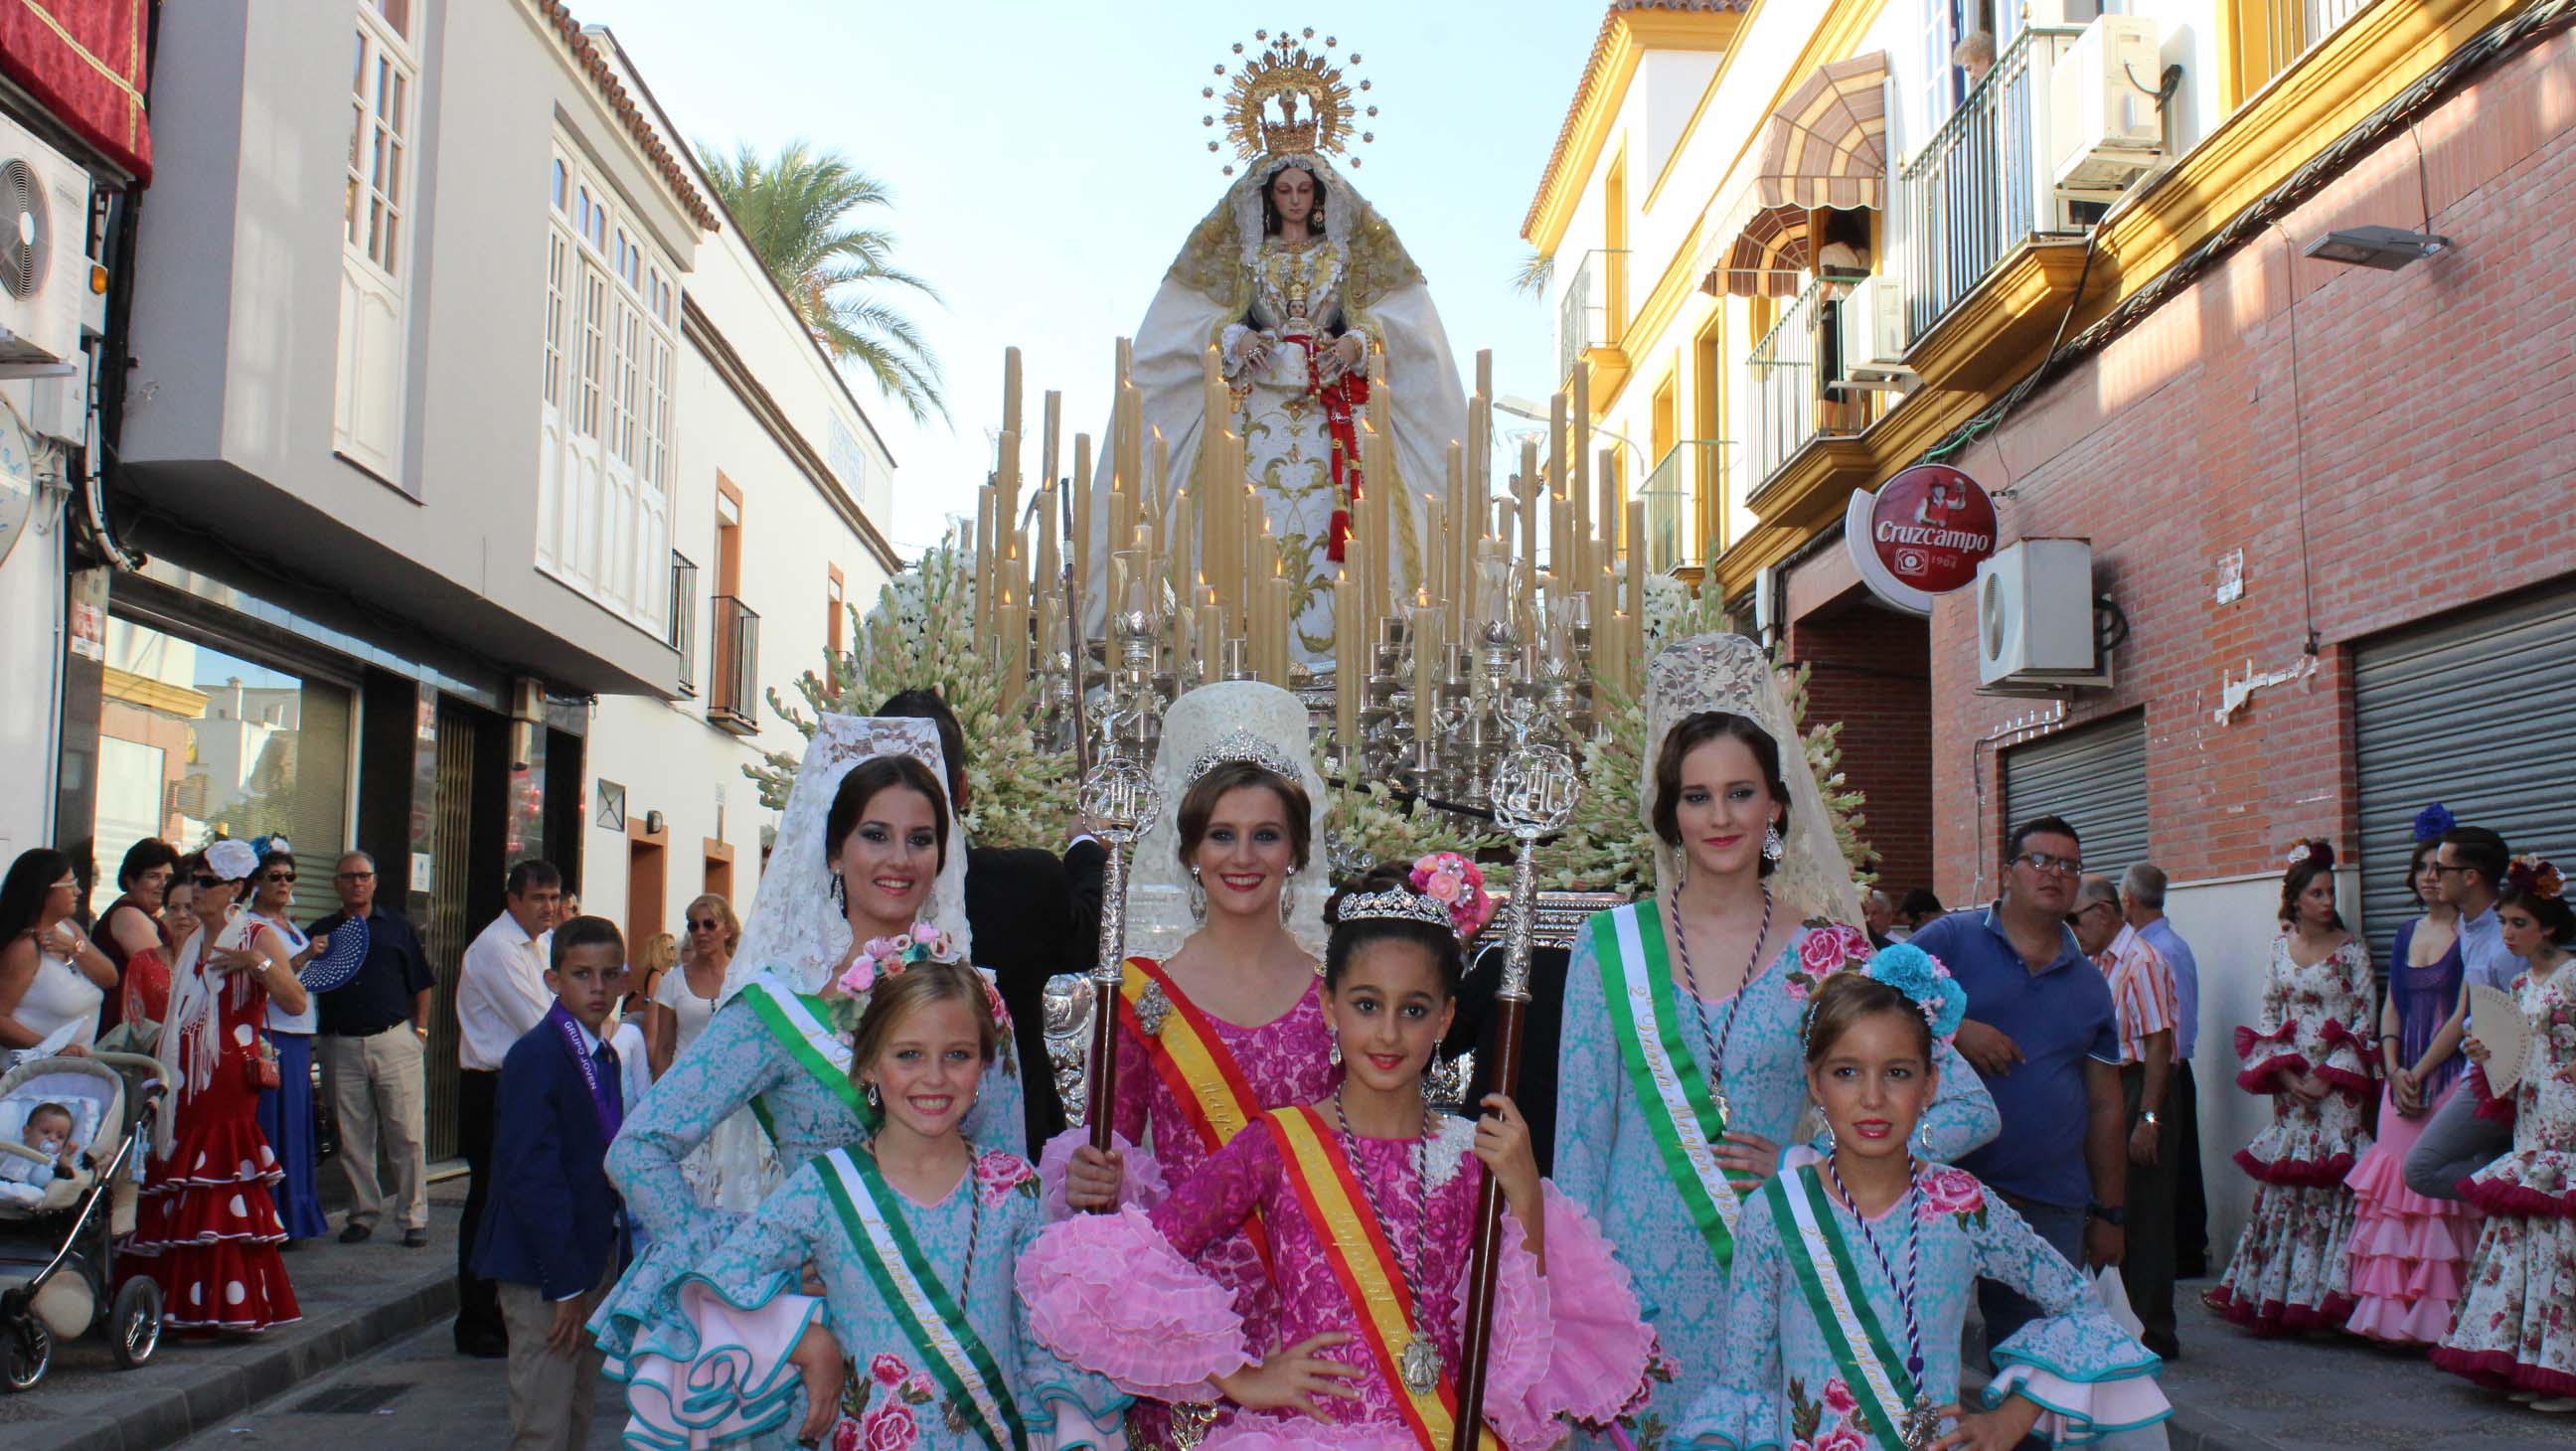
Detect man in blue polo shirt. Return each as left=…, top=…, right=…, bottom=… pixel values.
left=1911, top=814, right=2128, bottom=1361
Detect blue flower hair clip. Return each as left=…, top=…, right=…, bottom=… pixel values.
left=1865, top=943, right=1970, bottom=1042
left=2413, top=802, right=2455, bottom=843
left=248, top=833, right=294, bottom=861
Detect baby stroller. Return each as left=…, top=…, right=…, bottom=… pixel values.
left=0, top=1048, right=166, bottom=1390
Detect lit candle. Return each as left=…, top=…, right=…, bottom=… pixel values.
left=1265, top=570, right=1291, bottom=688
left=1041, top=389, right=1061, bottom=490
left=1626, top=498, right=1649, bottom=679
left=1411, top=589, right=1438, bottom=740
left=1446, top=440, right=1467, bottom=643
left=1197, top=589, right=1221, bottom=684
left=1571, top=360, right=1592, bottom=582
left=975, top=484, right=997, bottom=652
left=1072, top=432, right=1094, bottom=625
left=1168, top=488, right=1194, bottom=630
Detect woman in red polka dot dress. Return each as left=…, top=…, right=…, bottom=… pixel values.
left=128, top=838, right=308, bottom=1333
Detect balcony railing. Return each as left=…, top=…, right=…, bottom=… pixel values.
left=1639, top=440, right=1729, bottom=573
left=709, top=594, right=759, bottom=732
left=1897, top=25, right=2085, bottom=343
left=1747, top=272, right=1891, bottom=491
left=669, top=552, right=699, bottom=697
left=1555, top=249, right=1628, bottom=384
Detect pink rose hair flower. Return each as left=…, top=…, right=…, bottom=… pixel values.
left=1409, top=851, right=1497, bottom=939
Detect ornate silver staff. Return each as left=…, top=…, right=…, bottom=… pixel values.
left=1453, top=698, right=1579, bottom=1449
left=1076, top=753, right=1160, bottom=1194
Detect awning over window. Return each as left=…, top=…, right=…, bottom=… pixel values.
left=0, top=0, right=153, bottom=185
left=1696, top=51, right=1889, bottom=298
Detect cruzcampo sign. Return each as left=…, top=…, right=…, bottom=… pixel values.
left=1842, top=463, right=1999, bottom=614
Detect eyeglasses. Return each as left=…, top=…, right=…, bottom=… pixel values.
left=2423, top=863, right=2467, bottom=877
left=262, top=872, right=297, bottom=884
left=2013, top=851, right=2084, bottom=877
left=688, top=918, right=721, bottom=932
left=193, top=876, right=224, bottom=889
left=2063, top=901, right=2115, bottom=926
left=335, top=870, right=375, bottom=882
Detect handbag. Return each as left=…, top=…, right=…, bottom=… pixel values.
left=242, top=1038, right=281, bottom=1091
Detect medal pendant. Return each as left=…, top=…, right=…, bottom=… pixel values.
left=1899, top=1393, right=1942, bottom=1450
left=1709, top=1083, right=1729, bottom=1125
left=1398, top=1333, right=1441, bottom=1394
left=1136, top=981, right=1171, bottom=1037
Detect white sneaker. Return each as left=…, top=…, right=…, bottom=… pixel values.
left=2528, top=1396, right=2576, bottom=1413
left=2510, top=1390, right=2542, bottom=1403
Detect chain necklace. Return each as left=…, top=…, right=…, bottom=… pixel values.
left=1671, top=887, right=1772, bottom=1122
left=1824, top=1151, right=1939, bottom=1449
left=1332, top=1079, right=1441, bottom=1394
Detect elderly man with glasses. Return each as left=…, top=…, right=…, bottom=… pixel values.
left=1908, top=815, right=2129, bottom=1366
left=2073, top=874, right=2183, bottom=1359
left=310, top=851, right=435, bottom=1247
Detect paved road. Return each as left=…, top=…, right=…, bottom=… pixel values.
left=162, top=1323, right=626, bottom=1451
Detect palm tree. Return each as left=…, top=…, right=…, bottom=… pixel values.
left=1511, top=249, right=1554, bottom=298
left=699, top=139, right=947, bottom=423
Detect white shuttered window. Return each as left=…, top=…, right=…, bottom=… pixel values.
left=334, top=1, right=418, bottom=482
left=537, top=141, right=675, bottom=635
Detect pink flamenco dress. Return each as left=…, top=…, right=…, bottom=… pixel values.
left=125, top=920, right=302, bottom=1333
left=2341, top=918, right=2482, bottom=1344
left=1018, top=1107, right=1658, bottom=1450
left=2205, top=933, right=2374, bottom=1336
left=2432, top=958, right=2576, bottom=1397
left=1036, top=960, right=1341, bottom=1449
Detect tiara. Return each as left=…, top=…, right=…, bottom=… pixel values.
left=1334, top=887, right=1455, bottom=933
left=1188, top=727, right=1305, bottom=786
left=1201, top=29, right=1378, bottom=176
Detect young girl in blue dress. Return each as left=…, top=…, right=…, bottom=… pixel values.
left=1683, top=948, right=2172, bottom=1451
left=619, top=958, right=1122, bottom=1450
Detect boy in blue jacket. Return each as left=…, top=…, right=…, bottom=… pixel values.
left=469, top=915, right=631, bottom=1451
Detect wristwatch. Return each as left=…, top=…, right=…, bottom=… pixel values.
left=2086, top=1202, right=2127, bottom=1226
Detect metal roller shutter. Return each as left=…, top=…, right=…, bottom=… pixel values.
left=2353, top=582, right=2576, bottom=965
left=2004, top=713, right=2150, bottom=882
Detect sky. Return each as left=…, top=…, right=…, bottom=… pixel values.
left=581, top=0, right=1605, bottom=555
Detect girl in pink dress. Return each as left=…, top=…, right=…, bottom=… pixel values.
left=2343, top=829, right=2480, bottom=1343
left=1048, top=729, right=1340, bottom=1448
left=1020, top=863, right=1655, bottom=1450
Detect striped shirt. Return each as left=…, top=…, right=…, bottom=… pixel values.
left=2097, top=923, right=2178, bottom=1065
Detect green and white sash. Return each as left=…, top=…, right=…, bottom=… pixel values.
left=1595, top=900, right=1743, bottom=1266
left=815, top=1148, right=1025, bottom=1451
left=1762, top=1166, right=1925, bottom=1451
left=732, top=974, right=874, bottom=1142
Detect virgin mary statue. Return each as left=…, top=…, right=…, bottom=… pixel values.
left=1087, top=36, right=1468, bottom=675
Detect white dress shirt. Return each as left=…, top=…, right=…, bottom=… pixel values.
left=457, top=912, right=552, bottom=1071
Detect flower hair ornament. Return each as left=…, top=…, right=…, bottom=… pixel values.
left=2284, top=838, right=2334, bottom=871
left=2413, top=802, right=2456, bottom=843
left=246, top=834, right=294, bottom=862
left=2505, top=856, right=2566, bottom=902
left=828, top=922, right=1007, bottom=1037
left=1407, top=852, right=1496, bottom=940
left=1865, top=944, right=1970, bottom=1043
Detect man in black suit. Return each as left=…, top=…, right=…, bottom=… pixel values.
left=878, top=690, right=1104, bottom=1152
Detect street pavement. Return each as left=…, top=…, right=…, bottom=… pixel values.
left=159, top=1323, right=623, bottom=1451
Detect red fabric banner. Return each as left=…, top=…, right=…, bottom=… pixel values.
left=0, top=0, right=152, bottom=185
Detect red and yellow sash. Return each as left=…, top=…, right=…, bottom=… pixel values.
left=1266, top=1107, right=1504, bottom=1451
left=1118, top=958, right=1276, bottom=1268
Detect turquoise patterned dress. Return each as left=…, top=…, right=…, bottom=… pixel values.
left=1554, top=913, right=2002, bottom=1448
left=592, top=979, right=1025, bottom=1377
left=620, top=1147, right=1126, bottom=1450
left=1681, top=1160, right=2170, bottom=1449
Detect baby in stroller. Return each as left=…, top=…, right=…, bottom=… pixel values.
left=0, top=1101, right=79, bottom=1203
left=0, top=1048, right=165, bottom=1389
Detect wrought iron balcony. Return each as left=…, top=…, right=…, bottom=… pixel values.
left=669, top=553, right=699, bottom=698
left=1555, top=248, right=1629, bottom=385
left=1639, top=439, right=1730, bottom=573
left=709, top=594, right=759, bottom=733
left=1896, top=25, right=2086, bottom=343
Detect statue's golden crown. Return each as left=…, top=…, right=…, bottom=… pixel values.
left=1199, top=28, right=1379, bottom=177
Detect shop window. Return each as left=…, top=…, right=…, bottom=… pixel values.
left=91, top=619, right=352, bottom=925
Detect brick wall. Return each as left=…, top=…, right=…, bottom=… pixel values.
left=1921, top=34, right=2576, bottom=900
left=1785, top=601, right=1934, bottom=900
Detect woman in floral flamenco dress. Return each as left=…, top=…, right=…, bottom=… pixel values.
left=127, top=839, right=307, bottom=1333
left=2205, top=840, right=2375, bottom=1335
left=2434, top=856, right=2576, bottom=1410
left=2342, top=825, right=2481, bottom=1344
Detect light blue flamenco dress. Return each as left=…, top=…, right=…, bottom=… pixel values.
left=1553, top=910, right=2002, bottom=1448
left=620, top=1145, right=1126, bottom=1450
left=1680, top=1157, right=2171, bottom=1449
left=591, top=978, right=1025, bottom=1423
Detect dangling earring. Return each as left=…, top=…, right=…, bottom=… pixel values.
left=1677, top=850, right=1689, bottom=888
left=1762, top=824, right=1786, bottom=862
left=864, top=1079, right=881, bottom=1110
left=1188, top=865, right=1208, bottom=926
left=1280, top=865, right=1298, bottom=925
left=830, top=873, right=848, bottom=910
left=1328, top=1034, right=1343, bottom=1068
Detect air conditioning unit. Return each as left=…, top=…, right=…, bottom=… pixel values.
left=1832, top=271, right=1913, bottom=388
left=2050, top=15, right=2165, bottom=200
left=1977, top=538, right=2112, bottom=693
left=0, top=111, right=88, bottom=374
